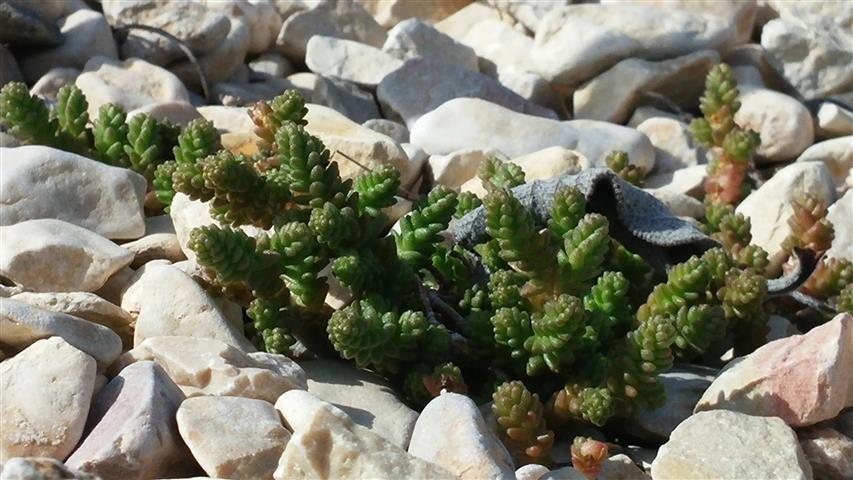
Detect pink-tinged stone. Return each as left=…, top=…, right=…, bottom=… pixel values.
left=695, top=313, right=853, bottom=427
left=797, top=426, right=853, bottom=480
left=66, top=361, right=197, bottom=479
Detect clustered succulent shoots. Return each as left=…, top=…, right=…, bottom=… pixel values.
left=604, top=150, right=646, bottom=187
left=689, top=63, right=760, bottom=207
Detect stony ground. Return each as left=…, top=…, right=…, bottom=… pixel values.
left=1, top=1, right=852, bottom=479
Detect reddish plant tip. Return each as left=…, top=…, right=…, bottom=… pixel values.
left=571, top=436, right=609, bottom=479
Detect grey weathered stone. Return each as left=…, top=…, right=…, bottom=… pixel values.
left=171, top=17, right=251, bottom=90
left=0, top=457, right=97, bottom=480
left=0, top=44, right=23, bottom=87
left=306, top=35, right=403, bottom=89
left=0, top=1, right=63, bottom=47
left=632, top=365, right=716, bottom=440
left=363, top=118, right=409, bottom=144
left=637, top=118, right=706, bottom=174
left=29, top=67, right=78, bottom=101
left=313, top=76, right=380, bottom=123
left=383, top=18, right=478, bottom=71
left=796, top=137, right=853, bottom=193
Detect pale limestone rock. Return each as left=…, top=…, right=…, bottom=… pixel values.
left=408, top=393, right=515, bottom=480
left=171, top=17, right=251, bottom=90
left=826, top=190, right=852, bottom=262
left=0, top=146, right=146, bottom=239
left=123, top=215, right=186, bottom=268
left=816, top=102, right=853, bottom=138
left=632, top=365, right=715, bottom=440
left=434, top=3, right=505, bottom=42
left=651, top=410, right=812, bottom=479
left=796, top=137, right=853, bottom=193
left=66, top=361, right=194, bottom=479
left=249, top=52, right=295, bottom=78
left=696, top=313, right=853, bottom=427
left=647, top=190, right=705, bottom=219
left=0, top=298, right=122, bottom=372
left=378, top=58, right=556, bottom=128
left=177, top=396, right=290, bottom=479
left=383, top=18, right=478, bottom=72
left=76, top=56, right=190, bottom=120
left=360, top=0, right=470, bottom=29
left=498, top=70, right=565, bottom=116
left=573, top=50, right=719, bottom=124
left=19, top=10, right=117, bottom=83
left=275, top=0, right=386, bottom=61
left=302, top=358, right=418, bottom=448
left=540, top=467, right=585, bottom=480
left=460, top=19, right=536, bottom=77
left=305, top=103, right=421, bottom=187
left=489, top=1, right=570, bottom=34
left=516, top=464, right=550, bottom=480
left=532, top=4, right=736, bottom=86
left=127, top=101, right=201, bottom=127
left=797, top=426, right=853, bottom=480
left=410, top=98, right=654, bottom=171
left=637, top=118, right=706, bottom=174
left=93, top=266, right=135, bottom=306
left=274, top=390, right=455, bottom=479
left=0, top=457, right=97, bottom=480
left=312, top=76, right=380, bottom=124
left=197, top=105, right=255, bottom=134
left=0, top=219, right=134, bottom=293
left=761, top=15, right=853, bottom=100
left=306, top=35, right=403, bottom=89
left=29, top=67, right=79, bottom=101
left=460, top=148, right=589, bottom=197
left=121, top=263, right=255, bottom=351
left=734, top=84, right=814, bottom=163
left=428, top=149, right=507, bottom=189
left=0, top=338, right=96, bottom=463
left=112, top=336, right=305, bottom=402
left=736, top=161, right=836, bottom=256
left=645, top=165, right=708, bottom=199
left=627, top=106, right=683, bottom=128
left=287, top=71, right=318, bottom=98
left=544, top=454, right=649, bottom=479
left=362, top=118, right=409, bottom=144
left=204, top=0, right=283, bottom=55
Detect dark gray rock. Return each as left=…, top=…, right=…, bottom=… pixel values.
left=0, top=1, right=63, bottom=47
left=0, top=44, right=23, bottom=87
left=312, top=76, right=380, bottom=124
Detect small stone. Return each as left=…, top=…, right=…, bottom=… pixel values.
left=0, top=338, right=96, bottom=463
left=171, top=17, right=251, bottom=90
left=286, top=71, right=318, bottom=98
left=29, top=67, right=79, bottom=101
left=627, top=106, right=683, bottom=128
left=360, top=0, right=470, bottom=29
left=498, top=71, right=564, bottom=116
left=122, top=215, right=186, bottom=268
left=378, top=58, right=556, bottom=128
left=275, top=0, right=386, bottom=62
left=734, top=84, right=814, bottom=163
left=539, top=467, right=585, bottom=480
left=598, top=454, right=650, bottom=480
left=20, top=10, right=115, bottom=84
left=489, top=1, right=568, bottom=34
left=460, top=19, right=536, bottom=77
left=301, top=359, right=418, bottom=448
left=0, top=219, right=133, bottom=293
left=0, top=1, right=63, bottom=47
left=0, top=145, right=146, bottom=239
left=428, top=149, right=507, bottom=188
left=305, top=103, right=422, bottom=188
left=796, top=137, right=853, bottom=193
left=632, top=365, right=716, bottom=440
left=696, top=313, right=853, bottom=427
left=306, top=35, right=403, bottom=89
left=645, top=165, right=708, bottom=198
left=573, top=50, right=719, bottom=124
left=408, top=392, right=515, bottom=480
left=410, top=98, right=653, bottom=170
left=127, top=101, right=201, bottom=127
left=761, top=15, right=853, bottom=100
left=0, top=457, right=97, bottom=480
left=212, top=79, right=295, bottom=107
left=651, top=410, right=812, bottom=479
left=647, top=190, right=705, bottom=219
left=797, top=426, right=853, bottom=480
left=766, top=314, right=801, bottom=342
left=735, top=161, right=836, bottom=257
left=112, top=336, right=306, bottom=402
left=177, top=396, right=290, bottom=479
left=434, top=3, right=504, bottom=42
left=515, top=464, right=550, bottom=480
left=0, top=44, right=23, bottom=87
left=383, top=18, right=477, bottom=72
left=66, top=361, right=195, bottom=479
left=0, top=298, right=122, bottom=371
left=312, top=76, right=380, bottom=124
left=93, top=266, right=135, bottom=307
left=363, top=118, right=409, bottom=144
left=533, top=4, right=735, bottom=87
left=274, top=390, right=455, bottom=479
left=121, top=263, right=255, bottom=352
left=637, top=118, right=707, bottom=174
left=76, top=56, right=190, bottom=121
left=826, top=190, right=852, bottom=262
left=249, top=52, right=295, bottom=78
left=460, top=148, right=589, bottom=197
left=816, top=102, right=853, bottom=139
left=205, top=0, right=283, bottom=55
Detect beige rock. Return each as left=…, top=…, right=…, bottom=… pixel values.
left=363, top=118, right=409, bottom=144
left=798, top=426, right=853, bottom=480
left=112, top=336, right=305, bottom=402
left=816, top=103, right=853, bottom=138
left=306, top=35, right=403, bottom=89
left=516, top=464, right=550, bottom=480
left=826, top=190, right=852, bottom=262
left=460, top=19, right=536, bottom=77
left=696, top=313, right=853, bottom=427
left=287, top=71, right=318, bottom=98
left=29, top=67, right=79, bottom=101
left=647, top=190, right=705, bottom=219
left=0, top=298, right=122, bottom=371
left=636, top=118, right=706, bottom=174
left=736, top=161, right=837, bottom=257
left=498, top=71, right=565, bottom=116
left=204, top=0, right=283, bottom=55
left=302, top=359, right=418, bottom=448
left=250, top=52, right=295, bottom=78
left=66, top=361, right=195, bottom=479
left=574, top=50, right=719, bottom=124
left=93, top=266, right=136, bottom=306
left=0, top=338, right=96, bottom=463
left=408, top=392, right=515, bottom=480
left=651, top=410, right=812, bottom=479
left=735, top=84, right=814, bottom=163
left=304, top=103, right=421, bottom=188
left=0, top=457, right=97, bottom=480
left=627, top=106, right=683, bottom=128
left=122, top=263, right=255, bottom=351
left=383, top=18, right=478, bottom=72
left=0, top=219, right=134, bottom=293
left=361, top=0, right=470, bottom=29
left=127, top=101, right=201, bottom=127
left=122, top=215, right=186, bottom=268
left=434, top=3, right=505, bottom=42
left=274, top=390, right=455, bottom=479
left=177, top=396, right=290, bottom=479
left=197, top=105, right=255, bottom=134
left=796, top=137, right=853, bottom=193
left=460, top=148, right=589, bottom=198
left=0, top=146, right=147, bottom=239
left=428, top=149, right=507, bottom=188
left=645, top=165, right=708, bottom=199
left=172, top=17, right=251, bottom=90
left=76, top=56, right=190, bottom=121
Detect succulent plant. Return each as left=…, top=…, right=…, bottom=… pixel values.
left=605, top=150, right=645, bottom=187
left=493, top=380, right=555, bottom=466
